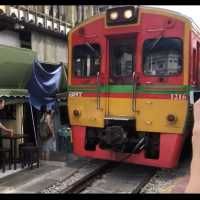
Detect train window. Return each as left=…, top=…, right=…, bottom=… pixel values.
left=73, top=43, right=101, bottom=77
left=143, top=38, right=182, bottom=76
left=193, top=48, right=197, bottom=83
left=197, top=42, right=200, bottom=84
left=109, top=38, right=134, bottom=84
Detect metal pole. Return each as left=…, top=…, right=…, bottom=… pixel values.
left=28, top=99, right=38, bottom=146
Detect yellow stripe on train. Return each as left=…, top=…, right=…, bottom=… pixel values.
left=68, top=96, right=188, bottom=134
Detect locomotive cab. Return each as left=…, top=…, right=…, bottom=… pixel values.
left=68, top=5, right=193, bottom=168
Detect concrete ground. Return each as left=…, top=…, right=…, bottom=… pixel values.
left=0, top=155, right=90, bottom=193
left=0, top=151, right=192, bottom=193
left=141, top=157, right=191, bottom=193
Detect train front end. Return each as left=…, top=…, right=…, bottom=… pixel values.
left=68, top=6, right=191, bottom=168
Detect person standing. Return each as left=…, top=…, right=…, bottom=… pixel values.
left=39, top=105, right=56, bottom=160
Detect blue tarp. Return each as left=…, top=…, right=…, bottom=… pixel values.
left=28, top=59, right=62, bottom=110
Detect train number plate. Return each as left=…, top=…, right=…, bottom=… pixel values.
left=68, top=92, right=83, bottom=97
left=170, top=94, right=187, bottom=100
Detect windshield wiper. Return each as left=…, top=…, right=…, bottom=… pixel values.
left=150, top=36, right=163, bottom=51
left=85, top=42, right=101, bottom=58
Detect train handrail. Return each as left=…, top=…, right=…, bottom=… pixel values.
left=132, top=72, right=137, bottom=112
left=96, top=72, right=101, bottom=110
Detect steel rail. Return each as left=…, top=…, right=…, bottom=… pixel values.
left=61, top=162, right=116, bottom=193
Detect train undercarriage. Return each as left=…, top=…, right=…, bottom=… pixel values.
left=71, top=117, right=190, bottom=168
left=84, top=119, right=160, bottom=160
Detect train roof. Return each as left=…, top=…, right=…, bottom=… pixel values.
left=69, top=6, right=200, bottom=36
left=142, top=6, right=200, bottom=35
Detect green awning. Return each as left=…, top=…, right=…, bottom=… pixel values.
left=0, top=89, right=28, bottom=97
left=0, top=44, right=36, bottom=99
left=0, top=45, right=68, bottom=104
left=0, top=89, right=28, bottom=104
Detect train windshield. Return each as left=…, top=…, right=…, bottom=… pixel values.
left=73, top=43, right=101, bottom=77
left=109, top=38, right=135, bottom=84
left=143, top=38, right=182, bottom=76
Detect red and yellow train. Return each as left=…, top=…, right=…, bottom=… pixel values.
left=67, top=6, right=200, bottom=168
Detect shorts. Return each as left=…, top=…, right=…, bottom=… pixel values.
left=42, top=137, right=56, bottom=153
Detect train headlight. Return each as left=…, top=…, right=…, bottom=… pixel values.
left=73, top=109, right=81, bottom=117
left=124, top=9, right=133, bottom=19
left=167, top=114, right=177, bottom=124
left=110, top=11, right=118, bottom=20
left=106, top=6, right=139, bottom=26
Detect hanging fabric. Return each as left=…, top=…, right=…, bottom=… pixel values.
left=27, top=59, right=63, bottom=110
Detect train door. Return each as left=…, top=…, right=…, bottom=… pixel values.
left=106, top=36, right=136, bottom=118
left=68, top=40, right=107, bottom=128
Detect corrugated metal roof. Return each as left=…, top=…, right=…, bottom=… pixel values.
left=0, top=89, right=29, bottom=104
left=0, top=89, right=28, bottom=98
left=0, top=45, right=33, bottom=104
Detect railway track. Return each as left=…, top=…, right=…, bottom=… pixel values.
left=41, top=159, right=156, bottom=194
left=80, top=164, right=156, bottom=193
left=41, top=159, right=113, bottom=193
left=61, top=161, right=116, bottom=193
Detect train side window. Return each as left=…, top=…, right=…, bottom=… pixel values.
left=73, top=43, right=101, bottom=78
left=197, top=42, right=200, bottom=84
left=193, top=48, right=197, bottom=83
left=143, top=38, right=182, bottom=76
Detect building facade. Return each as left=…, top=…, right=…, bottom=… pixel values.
left=0, top=5, right=98, bottom=149
left=0, top=5, right=98, bottom=64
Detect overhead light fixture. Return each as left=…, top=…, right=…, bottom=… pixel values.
left=124, top=9, right=133, bottom=19
left=110, top=11, right=118, bottom=20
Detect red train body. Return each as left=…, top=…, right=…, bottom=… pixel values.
left=67, top=6, right=200, bottom=168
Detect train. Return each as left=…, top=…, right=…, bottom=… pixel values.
left=67, top=5, right=200, bottom=168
